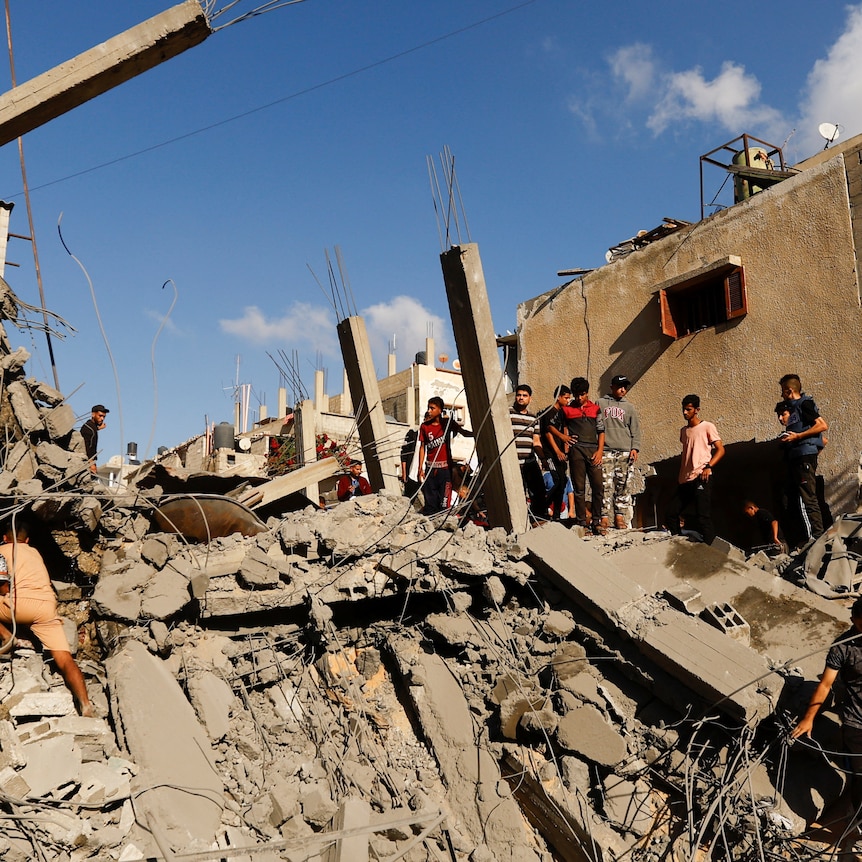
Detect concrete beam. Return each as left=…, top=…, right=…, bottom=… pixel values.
left=524, top=522, right=780, bottom=722
left=252, top=457, right=341, bottom=511
left=0, top=1, right=210, bottom=147
left=440, top=244, right=527, bottom=531
left=295, top=399, right=319, bottom=500
left=337, top=315, right=399, bottom=495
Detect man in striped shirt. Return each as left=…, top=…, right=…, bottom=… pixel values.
left=510, top=385, right=548, bottom=520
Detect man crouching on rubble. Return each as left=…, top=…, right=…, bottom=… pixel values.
left=0, top=522, right=93, bottom=717
left=792, top=596, right=862, bottom=845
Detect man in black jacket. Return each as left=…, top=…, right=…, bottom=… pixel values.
left=80, top=404, right=109, bottom=474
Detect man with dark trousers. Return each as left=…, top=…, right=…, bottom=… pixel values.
left=665, top=394, right=724, bottom=545
left=510, top=384, right=548, bottom=521
left=416, top=397, right=473, bottom=516
left=776, top=373, right=828, bottom=543
left=80, top=404, right=109, bottom=474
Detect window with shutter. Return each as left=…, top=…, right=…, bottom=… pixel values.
left=658, top=259, right=747, bottom=339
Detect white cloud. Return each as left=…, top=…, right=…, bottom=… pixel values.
left=609, top=43, right=657, bottom=102
left=648, top=61, right=783, bottom=136
left=219, top=303, right=337, bottom=354
left=219, top=295, right=453, bottom=375
left=797, top=4, right=862, bottom=155
left=361, top=295, right=452, bottom=371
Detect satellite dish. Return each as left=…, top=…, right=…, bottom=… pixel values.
left=452, top=359, right=461, bottom=371
left=818, top=122, right=841, bottom=148
left=237, top=437, right=251, bottom=451
left=438, top=353, right=449, bottom=365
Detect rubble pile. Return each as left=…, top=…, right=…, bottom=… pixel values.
left=1, top=482, right=831, bottom=860
left=0, top=289, right=853, bottom=859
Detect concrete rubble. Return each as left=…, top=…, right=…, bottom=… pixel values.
left=1, top=293, right=859, bottom=859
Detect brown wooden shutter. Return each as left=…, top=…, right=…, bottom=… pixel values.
left=724, top=267, right=747, bottom=319
left=659, top=289, right=678, bottom=338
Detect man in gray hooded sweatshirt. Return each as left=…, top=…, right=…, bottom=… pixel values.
left=597, top=375, right=642, bottom=529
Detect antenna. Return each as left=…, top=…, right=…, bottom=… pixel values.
left=818, top=122, right=842, bottom=149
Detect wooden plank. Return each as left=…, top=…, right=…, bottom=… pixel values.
left=0, top=2, right=210, bottom=147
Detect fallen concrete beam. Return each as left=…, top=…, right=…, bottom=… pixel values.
left=105, top=640, right=223, bottom=853
left=252, top=457, right=341, bottom=510
left=524, top=523, right=780, bottom=722
left=388, top=635, right=546, bottom=861
left=0, top=2, right=211, bottom=147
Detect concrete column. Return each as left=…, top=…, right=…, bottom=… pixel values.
left=0, top=2, right=211, bottom=147
left=277, top=387, right=287, bottom=419
left=425, top=336, right=435, bottom=367
left=387, top=353, right=396, bottom=377
left=294, top=399, right=319, bottom=500
left=314, top=369, right=329, bottom=414
left=337, top=316, right=399, bottom=495
left=259, top=404, right=268, bottom=422
left=405, top=385, right=416, bottom=427
left=341, top=368, right=353, bottom=414
left=439, top=243, right=527, bottom=532
left=0, top=201, right=14, bottom=277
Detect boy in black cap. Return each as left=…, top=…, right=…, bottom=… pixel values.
left=81, top=404, right=109, bottom=474
left=597, top=375, right=642, bottom=529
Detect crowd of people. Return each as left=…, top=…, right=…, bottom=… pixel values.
left=385, top=372, right=831, bottom=553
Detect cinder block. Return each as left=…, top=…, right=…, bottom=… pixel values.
left=700, top=602, right=751, bottom=647
left=663, top=583, right=705, bottom=615
left=0, top=765, right=31, bottom=798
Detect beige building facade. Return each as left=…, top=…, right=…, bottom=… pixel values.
left=517, top=133, right=862, bottom=545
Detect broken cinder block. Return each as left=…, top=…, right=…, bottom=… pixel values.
left=700, top=602, right=751, bottom=647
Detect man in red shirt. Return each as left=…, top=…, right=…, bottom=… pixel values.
left=336, top=460, right=372, bottom=501
left=416, top=397, right=473, bottom=516
left=562, top=377, right=606, bottom=534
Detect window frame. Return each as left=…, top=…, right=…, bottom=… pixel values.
left=657, top=256, right=747, bottom=339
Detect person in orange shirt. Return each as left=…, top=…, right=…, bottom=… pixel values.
left=0, top=521, right=93, bottom=716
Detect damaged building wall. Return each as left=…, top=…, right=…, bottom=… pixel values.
left=517, top=135, right=862, bottom=541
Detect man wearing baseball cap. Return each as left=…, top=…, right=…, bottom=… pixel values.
left=80, top=404, right=109, bottom=474
left=597, top=375, right=642, bottom=529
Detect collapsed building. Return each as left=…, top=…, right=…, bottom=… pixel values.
left=1, top=7, right=862, bottom=856
left=3, top=206, right=862, bottom=860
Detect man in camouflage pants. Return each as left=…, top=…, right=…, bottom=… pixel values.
left=597, top=375, right=642, bottom=529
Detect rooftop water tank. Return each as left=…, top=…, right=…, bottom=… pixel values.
left=214, top=421, right=235, bottom=451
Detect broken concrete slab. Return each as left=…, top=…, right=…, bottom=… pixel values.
left=556, top=703, right=628, bottom=767
left=105, top=640, right=224, bottom=853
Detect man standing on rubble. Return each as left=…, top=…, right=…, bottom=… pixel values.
left=792, top=596, right=862, bottom=845
left=80, top=404, right=109, bottom=474
left=416, top=397, right=473, bottom=516
left=665, top=394, right=724, bottom=545
left=776, top=374, right=828, bottom=543
left=0, top=522, right=93, bottom=717
left=597, top=375, right=642, bottom=529
left=510, top=385, right=549, bottom=521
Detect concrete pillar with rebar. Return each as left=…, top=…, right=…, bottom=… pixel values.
left=337, top=316, right=399, bottom=495
left=440, top=243, right=527, bottom=532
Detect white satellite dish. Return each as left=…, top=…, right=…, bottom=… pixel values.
left=818, top=122, right=841, bottom=148
left=452, top=359, right=461, bottom=371
left=237, top=437, right=252, bottom=451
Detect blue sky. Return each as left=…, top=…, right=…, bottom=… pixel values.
left=1, top=0, right=860, bottom=462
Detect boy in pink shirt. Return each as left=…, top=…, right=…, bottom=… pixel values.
left=665, top=394, right=725, bottom=544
